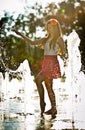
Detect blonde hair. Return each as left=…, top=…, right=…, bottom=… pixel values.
left=45, top=19, right=62, bottom=49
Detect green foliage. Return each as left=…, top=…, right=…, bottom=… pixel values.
left=0, top=0, right=85, bottom=75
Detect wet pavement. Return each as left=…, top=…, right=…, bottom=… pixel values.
left=0, top=76, right=85, bottom=130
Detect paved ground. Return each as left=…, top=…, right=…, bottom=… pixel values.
left=0, top=78, right=85, bottom=130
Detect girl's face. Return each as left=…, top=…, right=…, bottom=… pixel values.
left=47, top=23, right=54, bottom=35
left=46, top=19, right=61, bottom=40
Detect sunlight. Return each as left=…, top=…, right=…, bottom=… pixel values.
left=0, top=0, right=25, bottom=18
left=0, top=0, right=62, bottom=18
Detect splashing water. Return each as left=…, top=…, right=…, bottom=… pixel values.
left=53, top=30, right=85, bottom=129
left=0, top=30, right=85, bottom=129
left=66, top=30, right=85, bottom=102
left=65, top=30, right=85, bottom=123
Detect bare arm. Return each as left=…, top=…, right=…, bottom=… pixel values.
left=57, top=37, right=66, bottom=59
left=14, top=29, right=45, bottom=46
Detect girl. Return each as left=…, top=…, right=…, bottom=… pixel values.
left=14, top=19, right=65, bottom=119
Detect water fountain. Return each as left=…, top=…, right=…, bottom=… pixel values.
left=0, top=30, right=85, bottom=129
left=52, top=30, right=85, bottom=129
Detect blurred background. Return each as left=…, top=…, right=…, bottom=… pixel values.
left=0, top=0, right=85, bottom=77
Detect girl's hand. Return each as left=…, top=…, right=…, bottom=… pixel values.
left=14, top=29, right=21, bottom=35
left=60, top=53, right=67, bottom=67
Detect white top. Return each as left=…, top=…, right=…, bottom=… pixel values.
left=44, top=42, right=59, bottom=55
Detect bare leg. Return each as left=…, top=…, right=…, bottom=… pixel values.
left=35, top=75, right=46, bottom=116
left=44, top=78, right=57, bottom=118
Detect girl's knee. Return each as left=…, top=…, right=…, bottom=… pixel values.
left=35, top=76, right=42, bottom=85
left=34, top=77, right=39, bottom=84
left=35, top=76, right=44, bottom=87
left=45, top=79, right=53, bottom=87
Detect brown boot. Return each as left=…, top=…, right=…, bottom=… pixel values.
left=44, top=107, right=57, bottom=115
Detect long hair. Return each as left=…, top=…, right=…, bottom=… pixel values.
left=45, top=19, right=62, bottom=49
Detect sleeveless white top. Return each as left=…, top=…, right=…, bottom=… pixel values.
left=44, top=42, right=59, bottom=55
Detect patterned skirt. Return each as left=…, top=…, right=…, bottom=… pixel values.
left=38, top=55, right=61, bottom=79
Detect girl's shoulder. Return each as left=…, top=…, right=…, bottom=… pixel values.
left=34, top=37, right=47, bottom=45
left=42, top=36, right=49, bottom=45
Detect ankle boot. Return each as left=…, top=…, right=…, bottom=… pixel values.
left=44, top=107, right=57, bottom=115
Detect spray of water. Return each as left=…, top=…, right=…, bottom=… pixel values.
left=0, top=30, right=85, bottom=129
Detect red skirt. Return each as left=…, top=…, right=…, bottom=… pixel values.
left=38, top=55, right=61, bottom=79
